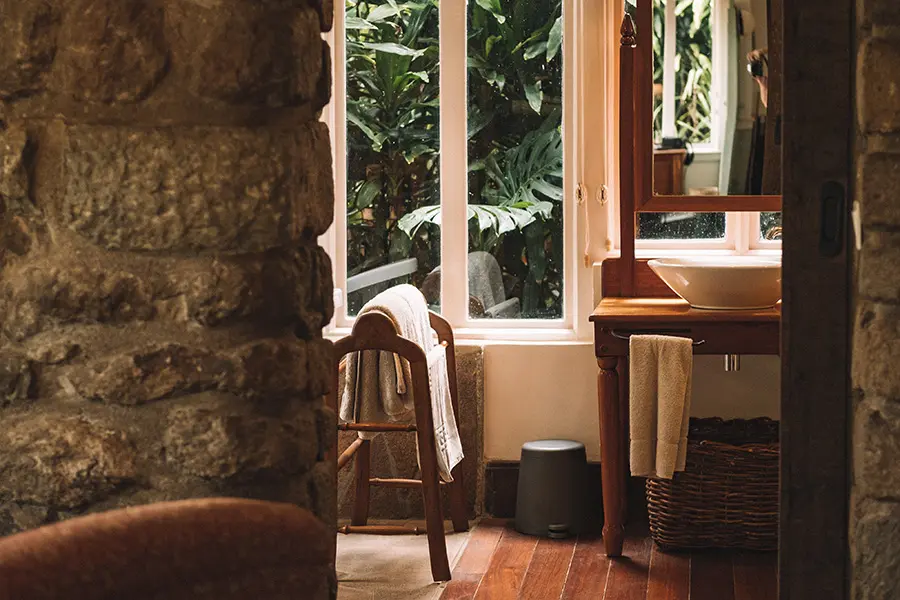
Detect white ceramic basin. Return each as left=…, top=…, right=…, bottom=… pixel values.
left=648, top=257, right=782, bottom=310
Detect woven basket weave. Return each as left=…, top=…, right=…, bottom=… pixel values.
left=646, top=417, right=779, bottom=551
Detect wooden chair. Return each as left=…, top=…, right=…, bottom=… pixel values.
left=331, top=310, right=469, bottom=582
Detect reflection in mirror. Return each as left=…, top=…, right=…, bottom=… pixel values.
left=650, top=0, right=780, bottom=197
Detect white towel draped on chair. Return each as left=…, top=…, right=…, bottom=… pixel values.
left=339, top=284, right=464, bottom=482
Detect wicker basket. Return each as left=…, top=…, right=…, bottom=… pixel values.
left=646, top=417, right=779, bottom=551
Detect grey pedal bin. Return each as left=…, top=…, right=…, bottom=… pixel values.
left=515, top=439, right=588, bottom=539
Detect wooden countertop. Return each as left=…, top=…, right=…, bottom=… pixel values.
left=590, top=298, right=781, bottom=324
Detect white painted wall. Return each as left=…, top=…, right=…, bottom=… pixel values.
left=479, top=342, right=780, bottom=462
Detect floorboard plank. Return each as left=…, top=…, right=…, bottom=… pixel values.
left=733, top=552, right=777, bottom=600
left=472, top=526, right=538, bottom=600
left=603, top=534, right=652, bottom=600
left=440, top=521, right=506, bottom=600
left=560, top=535, right=611, bottom=600
left=518, top=538, right=577, bottom=600
left=689, top=552, right=735, bottom=600
left=646, top=546, right=690, bottom=600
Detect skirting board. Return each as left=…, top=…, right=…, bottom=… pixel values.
left=483, top=461, right=648, bottom=526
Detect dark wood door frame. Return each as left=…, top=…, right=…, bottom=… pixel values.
left=780, top=0, right=853, bottom=597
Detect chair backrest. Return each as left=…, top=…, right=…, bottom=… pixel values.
left=0, top=499, right=333, bottom=600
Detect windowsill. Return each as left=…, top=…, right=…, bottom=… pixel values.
left=605, top=247, right=782, bottom=260
left=325, top=326, right=588, bottom=345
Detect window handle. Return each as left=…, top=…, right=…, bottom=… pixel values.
left=819, top=181, right=845, bottom=258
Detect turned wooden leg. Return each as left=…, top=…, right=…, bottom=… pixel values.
left=598, top=356, right=626, bottom=557
left=351, top=439, right=371, bottom=526
left=447, top=465, right=470, bottom=533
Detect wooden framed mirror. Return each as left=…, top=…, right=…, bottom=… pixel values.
left=622, top=0, right=782, bottom=214
left=614, top=0, right=783, bottom=297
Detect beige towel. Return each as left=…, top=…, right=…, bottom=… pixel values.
left=339, top=285, right=464, bottom=482
left=629, top=335, right=693, bottom=479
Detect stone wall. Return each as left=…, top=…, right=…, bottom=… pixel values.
left=0, top=0, right=336, bottom=545
left=853, top=3, right=900, bottom=598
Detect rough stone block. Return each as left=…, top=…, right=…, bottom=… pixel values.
left=853, top=501, right=900, bottom=600
left=306, top=338, right=334, bottom=400
left=854, top=395, right=900, bottom=499
left=857, top=152, right=900, bottom=227
left=0, top=0, right=60, bottom=101
left=163, top=394, right=319, bottom=479
left=0, top=351, right=35, bottom=406
left=853, top=301, right=900, bottom=401
left=54, top=0, right=169, bottom=103
left=0, top=244, right=329, bottom=340
left=60, top=123, right=332, bottom=252
left=60, top=337, right=310, bottom=405
left=168, top=3, right=323, bottom=107
left=0, top=412, right=137, bottom=509
left=859, top=229, right=900, bottom=301
left=0, top=126, right=40, bottom=261
left=858, top=0, right=900, bottom=28
left=858, top=38, right=900, bottom=134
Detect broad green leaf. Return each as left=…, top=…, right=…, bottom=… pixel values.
left=524, top=80, right=543, bottom=114
left=546, top=16, right=563, bottom=62
left=356, top=180, right=381, bottom=209
left=475, top=0, right=507, bottom=23
left=368, top=4, right=400, bottom=22
left=361, top=42, right=425, bottom=57
left=345, top=16, right=377, bottom=29
left=524, top=42, right=548, bottom=61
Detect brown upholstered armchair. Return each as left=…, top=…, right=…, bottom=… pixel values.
left=0, top=498, right=334, bottom=600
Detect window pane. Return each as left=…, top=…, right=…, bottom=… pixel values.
left=344, top=0, right=441, bottom=315
left=760, top=212, right=782, bottom=240
left=638, top=212, right=726, bottom=240
left=466, top=0, right=565, bottom=320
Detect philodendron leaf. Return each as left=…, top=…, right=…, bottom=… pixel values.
left=475, top=0, right=506, bottom=23
left=524, top=80, right=543, bottom=114
left=546, top=16, right=563, bottom=62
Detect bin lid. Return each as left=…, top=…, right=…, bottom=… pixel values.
left=522, top=440, right=584, bottom=453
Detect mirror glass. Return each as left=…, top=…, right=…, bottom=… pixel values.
left=649, top=0, right=779, bottom=197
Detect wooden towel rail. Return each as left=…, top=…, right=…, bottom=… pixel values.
left=328, top=310, right=468, bottom=583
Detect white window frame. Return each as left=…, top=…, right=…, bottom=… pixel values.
left=324, top=0, right=597, bottom=342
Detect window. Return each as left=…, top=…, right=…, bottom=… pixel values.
left=333, top=0, right=573, bottom=329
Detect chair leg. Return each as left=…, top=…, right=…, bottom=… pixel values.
left=413, top=412, right=451, bottom=581
left=351, top=439, right=371, bottom=527
left=447, top=465, right=469, bottom=533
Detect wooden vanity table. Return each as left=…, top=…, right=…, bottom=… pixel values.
left=598, top=1, right=783, bottom=557
left=590, top=298, right=780, bottom=557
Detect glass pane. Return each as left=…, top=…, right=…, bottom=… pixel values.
left=760, top=212, right=782, bottom=240
left=344, top=0, right=442, bottom=316
left=466, top=0, right=565, bottom=320
left=637, top=212, right=726, bottom=240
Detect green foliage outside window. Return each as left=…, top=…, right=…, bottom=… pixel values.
left=346, top=0, right=565, bottom=319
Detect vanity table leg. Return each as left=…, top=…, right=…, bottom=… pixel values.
left=598, top=356, right=626, bottom=557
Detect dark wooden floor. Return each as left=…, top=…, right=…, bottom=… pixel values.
left=440, top=520, right=777, bottom=600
